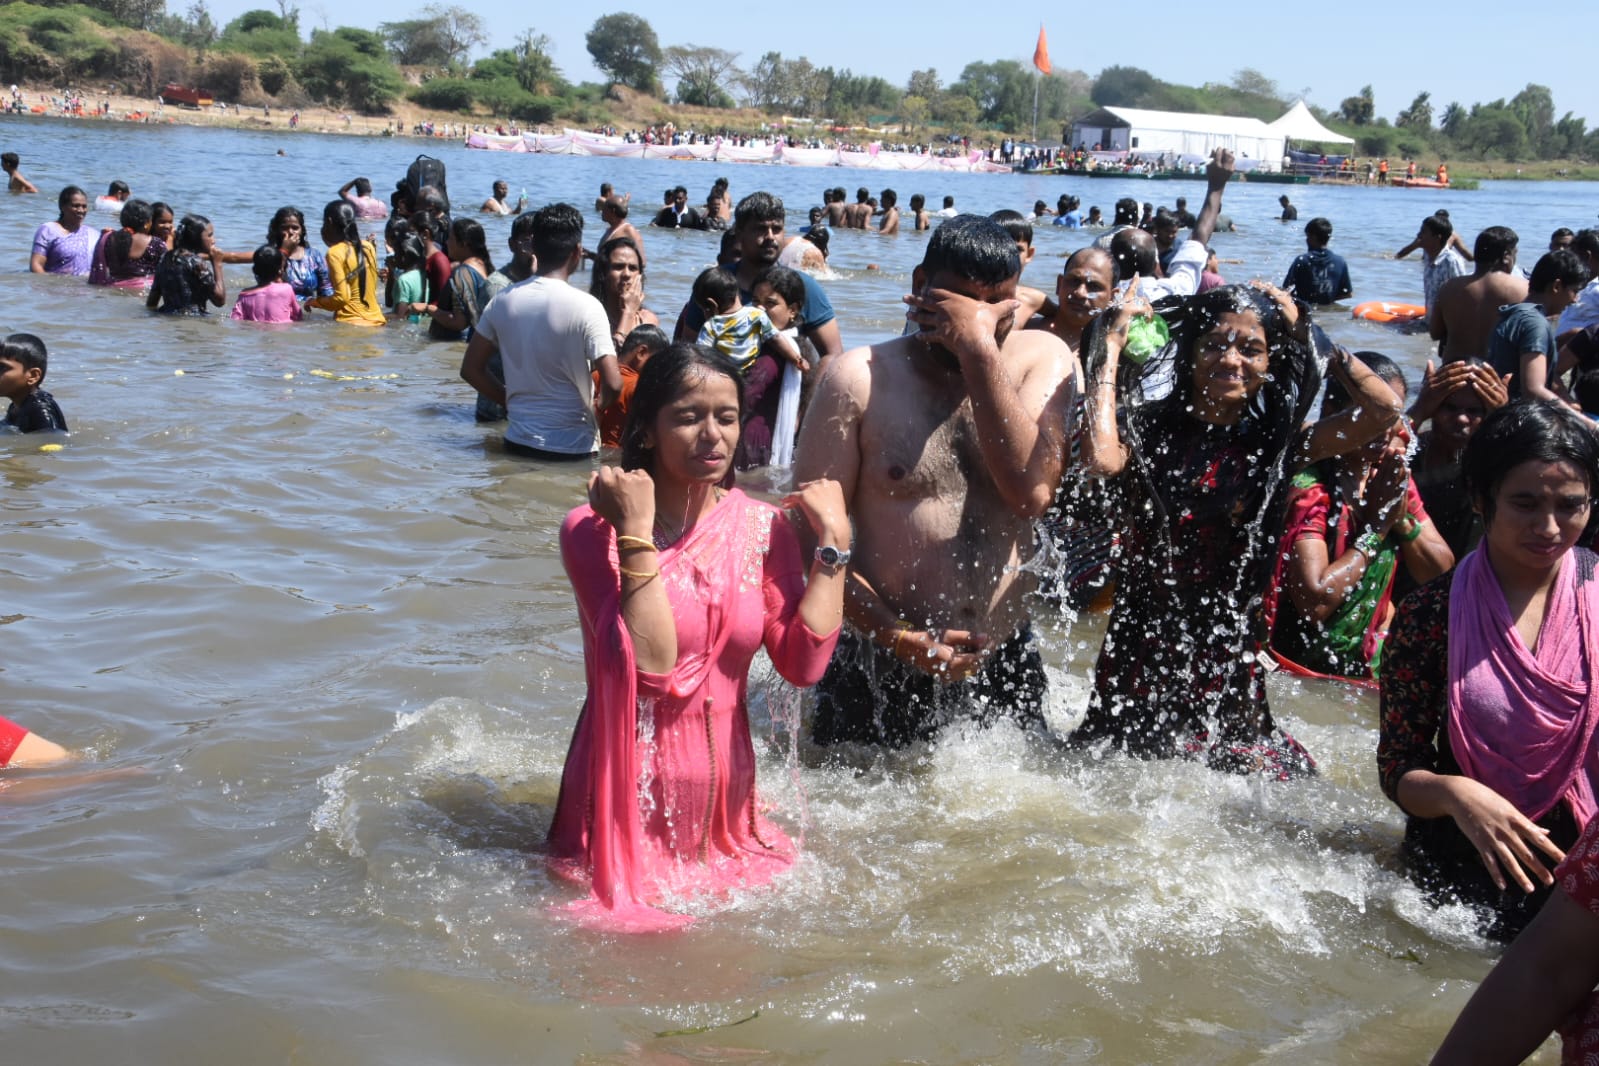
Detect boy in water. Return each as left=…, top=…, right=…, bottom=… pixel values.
left=909, top=193, right=930, bottom=231
left=692, top=267, right=803, bottom=372
left=595, top=323, right=668, bottom=447
left=3, top=151, right=38, bottom=193
left=1, top=333, right=68, bottom=433
left=1282, top=217, right=1353, bottom=305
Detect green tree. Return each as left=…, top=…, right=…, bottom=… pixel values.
left=381, top=5, right=484, bottom=67
left=741, top=51, right=787, bottom=111
left=898, top=93, right=928, bottom=134
left=662, top=45, right=740, bottom=109
left=585, top=13, right=660, bottom=94
left=512, top=30, right=560, bottom=94
left=185, top=1, right=217, bottom=60
left=1396, top=90, right=1432, bottom=130
left=1091, top=65, right=1157, bottom=108
left=1510, top=83, right=1554, bottom=154
left=1230, top=68, right=1279, bottom=101
left=1339, top=84, right=1374, bottom=125
left=296, top=26, right=403, bottom=112
left=219, top=10, right=301, bottom=58
left=1440, top=101, right=1466, bottom=137
left=906, top=68, right=940, bottom=100
left=951, top=59, right=1032, bottom=129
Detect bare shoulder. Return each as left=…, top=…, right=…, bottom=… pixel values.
left=1004, top=326, right=1075, bottom=382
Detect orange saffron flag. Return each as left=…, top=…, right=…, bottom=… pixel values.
left=1033, top=25, right=1051, bottom=76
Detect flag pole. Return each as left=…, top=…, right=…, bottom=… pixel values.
left=1032, top=74, right=1039, bottom=144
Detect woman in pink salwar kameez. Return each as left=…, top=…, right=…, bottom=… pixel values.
left=548, top=343, right=848, bottom=931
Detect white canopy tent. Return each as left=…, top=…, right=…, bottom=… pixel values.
left=1266, top=100, right=1355, bottom=146
left=1067, top=106, right=1285, bottom=162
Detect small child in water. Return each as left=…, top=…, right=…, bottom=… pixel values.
left=230, top=245, right=303, bottom=323
left=1, top=333, right=67, bottom=433
left=386, top=231, right=430, bottom=324
left=692, top=267, right=803, bottom=373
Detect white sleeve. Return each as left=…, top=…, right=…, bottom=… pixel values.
left=582, top=295, right=617, bottom=365
left=1163, top=239, right=1206, bottom=298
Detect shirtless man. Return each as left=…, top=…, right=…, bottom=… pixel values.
left=877, top=189, right=900, bottom=235
left=1036, top=246, right=1116, bottom=353
left=1431, top=226, right=1528, bottom=362
left=2, top=152, right=37, bottom=193
left=796, top=215, right=1077, bottom=747
left=844, top=187, right=873, bottom=229
left=480, top=180, right=525, bottom=216
left=824, top=187, right=848, bottom=228
left=594, top=196, right=645, bottom=267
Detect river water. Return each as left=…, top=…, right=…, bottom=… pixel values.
left=2, top=115, right=1591, bottom=1063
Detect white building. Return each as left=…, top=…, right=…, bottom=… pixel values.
left=1068, top=106, right=1285, bottom=163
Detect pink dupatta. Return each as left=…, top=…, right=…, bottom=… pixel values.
left=547, top=489, right=836, bottom=932
left=1447, top=547, right=1599, bottom=827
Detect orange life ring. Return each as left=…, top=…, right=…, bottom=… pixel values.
left=1352, top=301, right=1426, bottom=324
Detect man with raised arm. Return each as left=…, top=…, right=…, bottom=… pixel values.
left=1107, top=149, right=1234, bottom=301
left=795, top=215, right=1077, bottom=747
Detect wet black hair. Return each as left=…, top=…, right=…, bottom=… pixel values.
left=919, top=214, right=1020, bottom=287
left=1474, top=226, right=1518, bottom=272
left=1304, top=217, right=1333, bottom=245
left=910, top=193, right=926, bottom=211
left=0, top=152, right=18, bottom=171
left=1575, top=229, right=1599, bottom=262
left=987, top=209, right=1033, bottom=248
left=385, top=229, right=428, bottom=308
left=620, top=322, right=670, bottom=360
left=734, top=190, right=785, bottom=233
left=1552, top=227, right=1575, bottom=245
left=529, top=202, right=583, bottom=267
left=449, top=216, right=495, bottom=274
left=58, top=185, right=85, bottom=214
left=880, top=188, right=898, bottom=209
left=1420, top=212, right=1452, bottom=241
left=1528, top=248, right=1590, bottom=294
left=856, top=187, right=870, bottom=202
left=352, top=177, right=372, bottom=196
left=1463, top=399, right=1599, bottom=523
left=1113, top=197, right=1139, bottom=225
left=751, top=264, right=805, bottom=314
left=941, top=195, right=954, bottom=208
left=250, top=243, right=285, bottom=286
left=589, top=235, right=646, bottom=300
left=692, top=266, right=739, bottom=313
left=173, top=213, right=211, bottom=255
left=1, top=332, right=48, bottom=379
left=508, top=210, right=537, bottom=249
left=117, top=198, right=152, bottom=233
left=321, top=199, right=372, bottom=302
left=268, top=206, right=310, bottom=251
left=107, top=180, right=129, bottom=197
left=803, top=226, right=829, bottom=258
left=619, top=343, right=746, bottom=473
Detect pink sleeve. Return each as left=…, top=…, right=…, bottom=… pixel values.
left=556, top=507, right=683, bottom=929
left=761, top=510, right=840, bottom=686
left=0, top=715, right=30, bottom=766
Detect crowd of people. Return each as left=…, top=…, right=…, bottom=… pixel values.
left=10, top=142, right=1599, bottom=1060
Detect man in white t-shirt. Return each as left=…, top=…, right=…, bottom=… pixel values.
left=1108, top=148, right=1234, bottom=301
left=461, top=203, right=621, bottom=460
left=1557, top=229, right=1599, bottom=339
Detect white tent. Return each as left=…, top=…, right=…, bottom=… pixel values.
left=1068, top=106, right=1286, bottom=162
left=1266, top=100, right=1355, bottom=146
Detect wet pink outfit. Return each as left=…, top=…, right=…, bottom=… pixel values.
left=548, top=488, right=838, bottom=931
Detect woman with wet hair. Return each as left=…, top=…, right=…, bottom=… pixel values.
left=88, top=198, right=163, bottom=288
left=1380, top=400, right=1599, bottom=941
left=1076, top=282, right=1404, bottom=775
left=427, top=216, right=494, bottom=342
left=589, top=235, right=659, bottom=350
left=306, top=200, right=383, bottom=326
left=266, top=207, right=331, bottom=302
left=548, top=343, right=847, bottom=930
left=147, top=213, right=226, bottom=314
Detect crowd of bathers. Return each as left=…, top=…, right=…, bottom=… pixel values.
left=8, top=142, right=1599, bottom=1061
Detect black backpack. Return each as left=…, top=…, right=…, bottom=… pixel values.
left=405, top=154, right=448, bottom=207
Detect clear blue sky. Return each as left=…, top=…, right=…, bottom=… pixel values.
left=206, top=0, right=1597, bottom=126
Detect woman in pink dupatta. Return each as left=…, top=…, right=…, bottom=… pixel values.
left=1379, top=400, right=1599, bottom=940
left=548, top=343, right=847, bottom=931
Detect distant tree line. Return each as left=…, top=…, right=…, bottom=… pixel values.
left=1, top=2, right=1594, bottom=159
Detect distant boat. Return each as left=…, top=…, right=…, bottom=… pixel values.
left=1240, top=171, right=1310, bottom=185
left=1392, top=176, right=1451, bottom=189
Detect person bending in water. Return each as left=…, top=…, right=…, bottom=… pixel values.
left=548, top=344, right=846, bottom=930
left=1, top=333, right=68, bottom=433
left=796, top=215, right=1076, bottom=747
left=0, top=714, right=68, bottom=767
left=1076, top=283, right=1403, bottom=776
left=1380, top=400, right=1599, bottom=942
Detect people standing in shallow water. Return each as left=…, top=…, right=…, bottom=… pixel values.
left=547, top=344, right=846, bottom=930
left=88, top=199, right=163, bottom=288
left=1076, top=283, right=1404, bottom=775
left=265, top=207, right=331, bottom=303
left=147, top=214, right=225, bottom=315
left=795, top=215, right=1075, bottom=747
left=1379, top=400, right=1599, bottom=941
left=30, top=186, right=95, bottom=276
left=1267, top=351, right=1455, bottom=681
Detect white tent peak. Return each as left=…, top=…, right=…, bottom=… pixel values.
left=1267, top=100, right=1355, bottom=145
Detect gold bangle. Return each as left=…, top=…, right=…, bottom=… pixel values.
left=891, top=625, right=914, bottom=658
left=619, top=566, right=659, bottom=581
left=616, top=535, right=657, bottom=552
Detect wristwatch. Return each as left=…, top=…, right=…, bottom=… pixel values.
left=814, top=544, right=852, bottom=569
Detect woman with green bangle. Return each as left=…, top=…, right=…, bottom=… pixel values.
left=1267, top=350, right=1455, bottom=680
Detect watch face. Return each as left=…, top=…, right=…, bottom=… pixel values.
left=818, top=545, right=841, bottom=566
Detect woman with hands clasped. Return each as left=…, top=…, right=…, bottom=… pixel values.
left=547, top=343, right=847, bottom=931
left=1379, top=400, right=1599, bottom=941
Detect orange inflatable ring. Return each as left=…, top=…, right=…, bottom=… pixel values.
left=1353, top=301, right=1427, bottom=324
